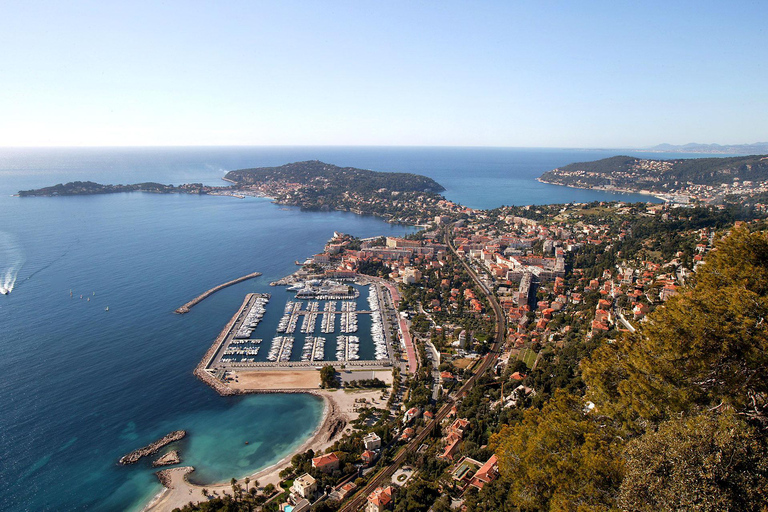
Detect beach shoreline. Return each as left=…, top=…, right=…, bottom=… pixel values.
left=536, top=177, right=667, bottom=201
left=141, top=387, right=383, bottom=512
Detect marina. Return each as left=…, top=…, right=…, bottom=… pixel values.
left=234, top=295, right=269, bottom=339
left=199, top=278, right=396, bottom=384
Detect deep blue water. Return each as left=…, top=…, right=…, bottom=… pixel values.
left=0, top=146, right=696, bottom=511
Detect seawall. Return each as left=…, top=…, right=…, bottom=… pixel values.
left=175, top=272, right=261, bottom=314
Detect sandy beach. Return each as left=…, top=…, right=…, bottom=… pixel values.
left=227, top=370, right=322, bottom=391
left=142, top=388, right=385, bottom=512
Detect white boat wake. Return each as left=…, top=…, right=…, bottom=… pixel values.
left=0, top=232, right=25, bottom=295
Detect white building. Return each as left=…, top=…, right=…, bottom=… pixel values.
left=291, top=473, right=317, bottom=500
left=363, top=432, right=382, bottom=451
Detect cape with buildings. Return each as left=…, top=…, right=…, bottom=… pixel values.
left=538, top=153, right=768, bottom=204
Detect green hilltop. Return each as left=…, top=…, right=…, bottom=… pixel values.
left=540, top=154, right=768, bottom=191
left=224, top=160, right=445, bottom=194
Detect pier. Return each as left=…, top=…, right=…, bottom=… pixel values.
left=194, top=293, right=261, bottom=395
left=175, top=271, right=262, bottom=314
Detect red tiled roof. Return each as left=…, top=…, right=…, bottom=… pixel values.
left=368, top=486, right=393, bottom=507
left=470, top=455, right=499, bottom=489
left=312, top=452, right=339, bottom=468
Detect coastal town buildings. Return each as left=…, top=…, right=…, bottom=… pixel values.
left=311, top=452, right=340, bottom=473
left=366, top=486, right=395, bottom=512
left=363, top=432, right=382, bottom=451
left=290, top=473, right=317, bottom=500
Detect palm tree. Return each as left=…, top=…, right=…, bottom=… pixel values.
left=231, top=478, right=239, bottom=502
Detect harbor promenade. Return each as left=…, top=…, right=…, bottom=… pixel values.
left=376, top=278, right=417, bottom=374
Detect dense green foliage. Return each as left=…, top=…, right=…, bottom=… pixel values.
left=319, top=365, right=339, bottom=388
left=490, top=392, right=624, bottom=512
left=584, top=227, right=768, bottom=428
left=477, top=228, right=768, bottom=511
left=18, top=180, right=203, bottom=196
left=619, top=411, right=768, bottom=511
left=539, top=153, right=768, bottom=190
left=393, top=479, right=440, bottom=512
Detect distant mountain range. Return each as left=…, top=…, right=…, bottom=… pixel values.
left=642, top=142, right=768, bottom=155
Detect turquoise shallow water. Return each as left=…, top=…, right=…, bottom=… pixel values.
left=0, top=147, right=698, bottom=511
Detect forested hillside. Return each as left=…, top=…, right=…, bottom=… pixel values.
left=475, top=227, right=768, bottom=511
left=539, top=154, right=768, bottom=193
left=224, top=161, right=445, bottom=194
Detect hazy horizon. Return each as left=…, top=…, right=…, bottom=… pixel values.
left=1, top=142, right=766, bottom=150
left=2, top=1, right=766, bottom=147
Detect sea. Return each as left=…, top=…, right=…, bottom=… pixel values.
left=0, top=146, right=698, bottom=511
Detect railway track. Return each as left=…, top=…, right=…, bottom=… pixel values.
left=338, top=231, right=506, bottom=512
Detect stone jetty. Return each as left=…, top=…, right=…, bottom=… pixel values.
left=119, top=430, right=186, bottom=465
left=152, top=450, right=181, bottom=467
left=175, top=271, right=261, bottom=314
left=155, top=466, right=194, bottom=488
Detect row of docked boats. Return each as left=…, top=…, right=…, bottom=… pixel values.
left=368, top=290, right=388, bottom=360
left=301, top=336, right=327, bottom=361
left=223, top=346, right=260, bottom=356
left=277, top=301, right=302, bottom=334
left=336, top=335, right=360, bottom=361
left=321, top=301, right=336, bottom=333
left=234, top=294, right=270, bottom=339
left=221, top=357, right=258, bottom=363
left=300, top=301, right=320, bottom=333
left=222, top=337, right=263, bottom=363
left=267, top=335, right=295, bottom=362
left=340, top=300, right=358, bottom=333
left=229, top=338, right=262, bottom=345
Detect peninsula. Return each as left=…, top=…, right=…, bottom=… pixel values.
left=18, top=161, right=461, bottom=225
left=17, top=181, right=211, bottom=197
left=539, top=154, right=768, bottom=203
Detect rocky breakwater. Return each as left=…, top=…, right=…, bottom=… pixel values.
left=119, top=430, right=186, bottom=465
left=153, top=450, right=181, bottom=467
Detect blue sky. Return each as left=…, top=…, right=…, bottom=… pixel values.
left=1, top=1, right=766, bottom=147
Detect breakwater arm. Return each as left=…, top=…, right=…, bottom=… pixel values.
left=193, top=294, right=256, bottom=395
left=175, top=272, right=261, bottom=314
left=119, top=430, right=186, bottom=465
